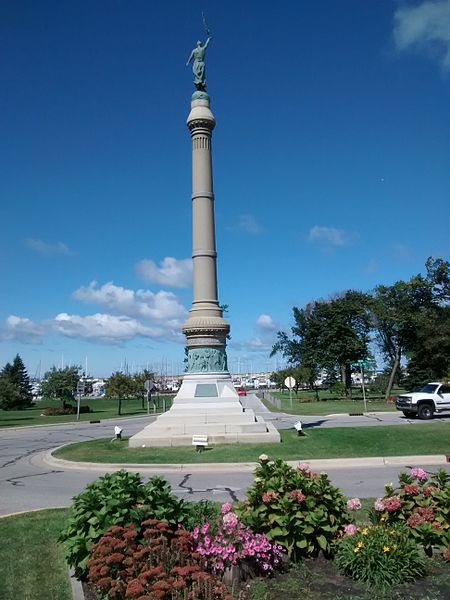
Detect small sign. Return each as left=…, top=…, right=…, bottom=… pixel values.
left=144, top=379, right=155, bottom=391
left=76, top=381, right=85, bottom=394
left=284, top=376, right=296, bottom=390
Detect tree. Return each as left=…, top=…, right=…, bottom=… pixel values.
left=272, top=290, right=372, bottom=397
left=40, top=366, right=80, bottom=404
left=104, top=372, right=140, bottom=415
left=0, top=355, right=33, bottom=410
left=133, top=369, right=156, bottom=409
left=372, top=257, right=450, bottom=393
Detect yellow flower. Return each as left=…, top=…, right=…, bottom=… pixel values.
left=380, top=516, right=386, bottom=522
left=361, top=528, right=369, bottom=535
left=383, top=546, right=391, bottom=553
left=354, top=546, right=360, bottom=553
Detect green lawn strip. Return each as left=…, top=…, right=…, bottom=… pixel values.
left=262, top=391, right=398, bottom=416
left=53, top=423, right=450, bottom=464
left=0, top=508, right=70, bottom=600
left=0, top=395, right=173, bottom=428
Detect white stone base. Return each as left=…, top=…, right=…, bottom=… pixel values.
left=128, top=372, right=281, bottom=448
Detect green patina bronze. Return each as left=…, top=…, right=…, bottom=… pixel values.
left=187, top=346, right=228, bottom=373
left=186, top=16, right=212, bottom=91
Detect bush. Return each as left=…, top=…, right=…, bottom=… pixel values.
left=371, top=467, right=450, bottom=554
left=335, top=523, right=427, bottom=590
left=87, top=520, right=236, bottom=599
left=59, top=471, right=187, bottom=575
left=236, top=456, right=351, bottom=560
left=193, top=502, right=284, bottom=578
left=42, top=405, right=91, bottom=416
left=183, top=499, right=222, bottom=534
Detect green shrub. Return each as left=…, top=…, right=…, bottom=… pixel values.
left=371, top=467, right=450, bottom=554
left=59, top=470, right=187, bottom=575
left=42, top=405, right=91, bottom=416
left=236, top=456, right=350, bottom=560
left=335, top=523, right=427, bottom=590
left=183, top=499, right=222, bottom=534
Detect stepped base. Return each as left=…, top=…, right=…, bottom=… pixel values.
left=128, top=373, right=281, bottom=448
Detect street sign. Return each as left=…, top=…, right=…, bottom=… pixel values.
left=144, top=379, right=155, bottom=391
left=284, top=376, right=296, bottom=390
left=76, top=381, right=85, bottom=394
left=351, top=360, right=375, bottom=368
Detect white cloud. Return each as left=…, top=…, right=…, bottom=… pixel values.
left=256, top=313, right=278, bottom=331
left=394, top=0, right=450, bottom=69
left=73, top=281, right=188, bottom=326
left=136, top=257, right=192, bottom=288
left=0, top=281, right=189, bottom=346
left=308, top=226, right=350, bottom=247
left=231, top=214, right=264, bottom=235
left=25, top=238, right=72, bottom=256
left=53, top=313, right=164, bottom=344
left=0, top=315, right=46, bottom=343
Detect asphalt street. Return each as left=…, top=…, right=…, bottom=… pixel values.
left=1, top=395, right=449, bottom=517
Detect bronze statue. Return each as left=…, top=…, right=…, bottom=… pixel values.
left=186, top=15, right=212, bottom=91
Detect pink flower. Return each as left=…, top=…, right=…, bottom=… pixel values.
left=410, top=467, right=427, bottom=481
left=344, top=524, right=357, bottom=536
left=201, top=523, right=210, bottom=535
left=297, top=462, right=311, bottom=473
left=374, top=498, right=385, bottom=512
left=221, top=502, right=232, bottom=514
left=383, top=496, right=401, bottom=512
left=262, top=491, right=279, bottom=504
left=403, top=483, right=420, bottom=496
left=347, top=498, right=362, bottom=511
left=423, top=485, right=438, bottom=497
left=288, top=490, right=306, bottom=503
left=222, top=512, right=238, bottom=528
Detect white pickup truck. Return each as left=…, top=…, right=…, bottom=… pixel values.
left=396, top=382, right=450, bottom=419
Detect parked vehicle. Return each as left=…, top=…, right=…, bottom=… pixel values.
left=237, top=387, right=247, bottom=396
left=396, top=382, right=450, bottom=419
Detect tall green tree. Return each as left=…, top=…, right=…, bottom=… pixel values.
left=272, top=290, right=372, bottom=397
left=104, top=372, right=140, bottom=415
left=40, top=366, right=80, bottom=404
left=0, top=355, right=33, bottom=410
left=133, top=369, right=156, bottom=408
left=372, top=257, right=450, bottom=393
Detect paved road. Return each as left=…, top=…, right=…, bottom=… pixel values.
left=1, top=397, right=449, bottom=517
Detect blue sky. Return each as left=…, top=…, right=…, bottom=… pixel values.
left=1, top=0, right=449, bottom=378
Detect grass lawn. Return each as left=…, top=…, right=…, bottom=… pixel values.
left=53, top=423, right=450, bottom=464
left=262, top=389, right=401, bottom=416
left=0, top=508, right=70, bottom=600
left=0, top=395, right=173, bottom=428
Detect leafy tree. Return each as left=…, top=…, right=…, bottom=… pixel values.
left=40, top=366, right=80, bottom=404
left=0, top=354, right=33, bottom=410
left=272, top=291, right=372, bottom=397
left=133, top=369, right=156, bottom=408
left=104, top=372, right=140, bottom=415
left=271, top=365, right=319, bottom=396
left=373, top=257, right=450, bottom=392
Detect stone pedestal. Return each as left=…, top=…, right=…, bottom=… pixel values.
left=129, top=92, right=280, bottom=448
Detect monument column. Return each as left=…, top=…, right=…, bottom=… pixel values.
left=182, top=95, right=230, bottom=374
left=128, top=29, right=280, bottom=447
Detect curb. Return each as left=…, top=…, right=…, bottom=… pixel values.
left=43, top=446, right=449, bottom=474
left=69, top=569, right=84, bottom=600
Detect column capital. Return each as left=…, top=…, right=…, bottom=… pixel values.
left=187, top=98, right=216, bottom=131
